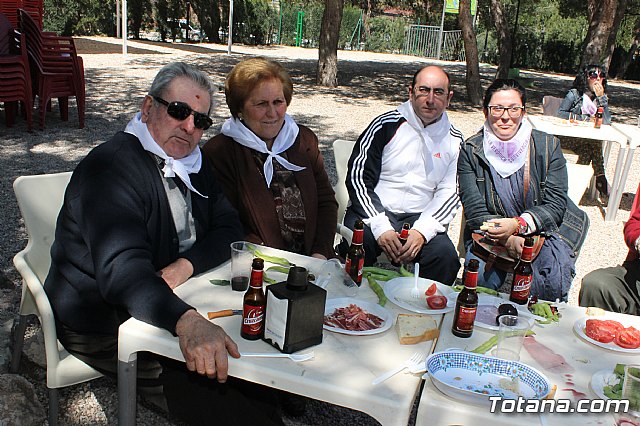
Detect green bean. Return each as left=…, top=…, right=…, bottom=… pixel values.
left=471, top=336, right=498, bottom=354
left=263, top=273, right=277, bottom=285
left=366, top=274, right=387, bottom=307
left=452, top=285, right=499, bottom=296
left=245, top=244, right=292, bottom=267
left=266, top=265, right=290, bottom=274
left=399, top=265, right=414, bottom=277
left=365, top=272, right=396, bottom=282
left=470, top=330, right=535, bottom=354
left=209, top=279, right=230, bottom=286
left=362, top=267, right=401, bottom=279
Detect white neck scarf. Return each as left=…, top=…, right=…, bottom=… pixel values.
left=581, top=93, right=597, bottom=116
left=221, top=114, right=305, bottom=187
left=124, top=112, right=207, bottom=198
left=482, top=119, right=532, bottom=178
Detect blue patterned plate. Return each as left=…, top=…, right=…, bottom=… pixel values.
left=424, top=350, right=551, bottom=405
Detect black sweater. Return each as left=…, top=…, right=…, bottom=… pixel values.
left=44, top=132, right=242, bottom=336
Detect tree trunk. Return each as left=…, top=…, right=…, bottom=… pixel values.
left=616, top=16, right=640, bottom=78
left=458, top=0, right=482, bottom=105
left=317, top=0, right=344, bottom=87
left=192, top=0, right=221, bottom=44
left=490, top=0, right=512, bottom=79
left=602, top=0, right=627, bottom=70
left=581, top=0, right=618, bottom=67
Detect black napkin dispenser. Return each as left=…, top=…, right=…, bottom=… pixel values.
left=263, top=266, right=327, bottom=353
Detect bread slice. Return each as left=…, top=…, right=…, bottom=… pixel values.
left=586, top=307, right=605, bottom=316
left=396, top=314, right=439, bottom=345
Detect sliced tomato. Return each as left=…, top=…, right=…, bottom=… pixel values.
left=425, top=283, right=437, bottom=297
left=426, top=295, right=447, bottom=310
left=614, top=326, right=640, bottom=349
left=585, top=319, right=616, bottom=343
left=602, top=320, right=625, bottom=334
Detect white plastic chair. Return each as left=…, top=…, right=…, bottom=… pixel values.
left=10, top=172, right=103, bottom=426
left=332, top=139, right=394, bottom=264
left=566, top=162, right=594, bottom=205
left=332, top=139, right=356, bottom=244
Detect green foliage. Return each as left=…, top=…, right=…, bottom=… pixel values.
left=223, top=0, right=279, bottom=45
left=364, top=16, right=409, bottom=53
left=44, top=0, right=117, bottom=36
left=476, top=0, right=588, bottom=73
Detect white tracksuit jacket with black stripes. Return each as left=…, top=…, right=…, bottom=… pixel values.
left=346, top=101, right=464, bottom=243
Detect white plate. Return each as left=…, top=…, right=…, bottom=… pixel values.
left=424, top=350, right=551, bottom=406
left=573, top=314, right=640, bottom=354
left=323, top=298, right=393, bottom=335
left=590, top=368, right=621, bottom=400
left=468, top=295, right=536, bottom=331
left=384, top=277, right=454, bottom=314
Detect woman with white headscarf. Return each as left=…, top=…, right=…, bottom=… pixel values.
left=458, top=79, right=589, bottom=302
left=203, top=57, right=337, bottom=260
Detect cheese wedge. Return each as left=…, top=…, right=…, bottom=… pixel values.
left=396, top=314, right=439, bottom=345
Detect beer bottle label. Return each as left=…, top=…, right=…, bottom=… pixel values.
left=511, top=274, right=532, bottom=300
left=454, top=306, right=477, bottom=332
left=242, top=305, right=264, bottom=335
left=345, top=257, right=364, bottom=284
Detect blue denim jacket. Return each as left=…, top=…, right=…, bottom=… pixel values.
left=458, top=129, right=589, bottom=256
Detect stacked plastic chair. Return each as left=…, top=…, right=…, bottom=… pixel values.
left=0, top=11, right=33, bottom=130
left=0, top=0, right=20, bottom=28
left=0, top=0, right=41, bottom=29
left=19, top=8, right=85, bottom=129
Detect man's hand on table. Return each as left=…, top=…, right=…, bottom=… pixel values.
left=311, top=253, right=327, bottom=260
left=175, top=309, right=240, bottom=382
left=396, top=230, right=425, bottom=263
left=158, top=258, right=194, bottom=290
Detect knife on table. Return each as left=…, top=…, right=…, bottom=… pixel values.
left=207, top=309, right=242, bottom=319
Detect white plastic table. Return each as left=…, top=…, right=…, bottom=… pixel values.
left=416, top=303, right=639, bottom=425
left=527, top=115, right=631, bottom=221
left=117, top=246, right=434, bottom=425
left=610, top=123, right=640, bottom=217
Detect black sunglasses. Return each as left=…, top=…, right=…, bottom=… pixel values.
left=587, top=70, right=603, bottom=80
left=152, top=96, right=213, bottom=130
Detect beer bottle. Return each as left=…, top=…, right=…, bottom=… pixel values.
left=594, top=107, right=604, bottom=129
left=345, top=219, right=365, bottom=286
left=510, top=236, right=534, bottom=305
left=451, top=259, right=480, bottom=338
left=241, top=258, right=266, bottom=340
left=391, top=222, right=411, bottom=267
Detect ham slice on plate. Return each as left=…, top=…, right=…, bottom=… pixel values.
left=324, top=304, right=384, bottom=332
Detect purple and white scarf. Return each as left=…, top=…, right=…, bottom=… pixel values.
left=482, top=119, right=532, bottom=178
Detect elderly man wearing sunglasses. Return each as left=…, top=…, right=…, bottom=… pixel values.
left=556, top=64, right=612, bottom=198
left=44, top=62, right=285, bottom=425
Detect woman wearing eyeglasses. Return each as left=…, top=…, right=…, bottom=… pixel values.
left=557, top=64, right=612, bottom=197
left=202, top=57, right=338, bottom=261
left=457, top=79, right=589, bottom=302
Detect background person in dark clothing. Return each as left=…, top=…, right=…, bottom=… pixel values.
left=44, top=62, right=283, bottom=425
left=556, top=64, right=612, bottom=198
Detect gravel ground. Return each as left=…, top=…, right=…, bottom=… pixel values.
left=3, top=37, right=640, bottom=425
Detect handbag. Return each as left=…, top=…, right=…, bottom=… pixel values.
left=471, top=233, right=545, bottom=272
left=471, top=147, right=545, bottom=272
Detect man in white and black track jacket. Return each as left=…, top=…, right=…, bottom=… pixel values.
left=344, top=65, right=463, bottom=285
